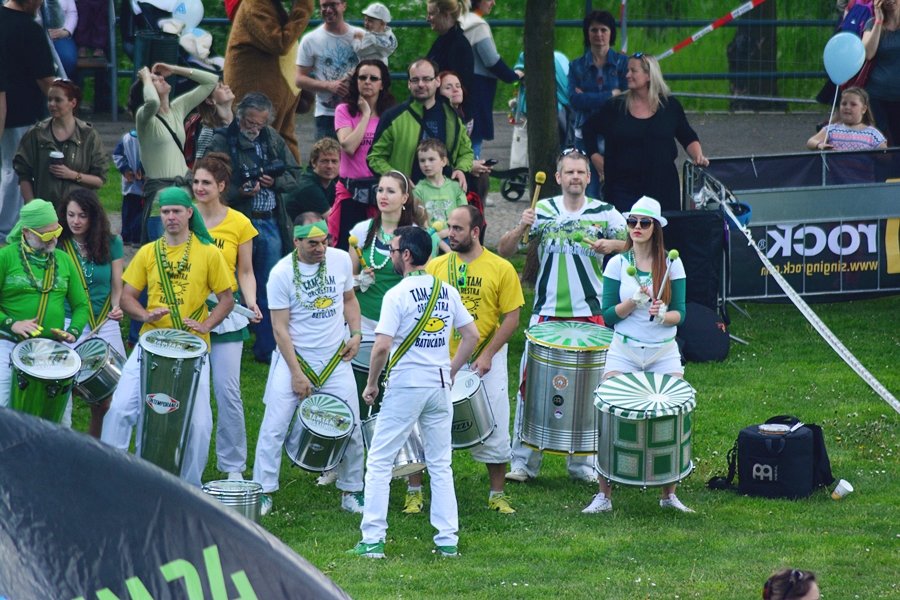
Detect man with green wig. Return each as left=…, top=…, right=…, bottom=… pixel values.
left=0, top=198, right=89, bottom=412
left=101, top=187, right=234, bottom=486
left=252, top=212, right=364, bottom=516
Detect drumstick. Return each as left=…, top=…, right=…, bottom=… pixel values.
left=650, top=249, right=679, bottom=321
left=348, top=235, right=367, bottom=269
left=572, top=231, right=597, bottom=246
left=625, top=265, right=644, bottom=288
left=521, top=171, right=547, bottom=244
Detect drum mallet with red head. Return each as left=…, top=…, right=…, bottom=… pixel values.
left=522, top=171, right=547, bottom=244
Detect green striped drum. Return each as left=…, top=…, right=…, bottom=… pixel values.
left=284, top=393, right=355, bottom=472
left=594, top=372, right=696, bottom=487
left=521, top=321, right=613, bottom=455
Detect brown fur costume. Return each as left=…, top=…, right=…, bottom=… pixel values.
left=224, top=0, right=313, bottom=161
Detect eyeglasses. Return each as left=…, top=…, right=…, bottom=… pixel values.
left=631, top=52, right=646, bottom=60
left=626, top=218, right=654, bottom=230
left=241, top=116, right=267, bottom=130
left=560, top=147, right=587, bottom=158
left=26, top=225, right=63, bottom=242
left=409, top=76, right=436, bottom=85
left=389, top=247, right=402, bottom=254
left=357, top=75, right=381, bottom=82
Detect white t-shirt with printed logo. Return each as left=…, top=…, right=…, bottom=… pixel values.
left=296, top=24, right=364, bottom=117
left=267, top=247, right=354, bottom=358
left=375, top=274, right=474, bottom=389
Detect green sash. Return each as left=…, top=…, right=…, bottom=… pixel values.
left=447, top=253, right=492, bottom=363
left=384, top=276, right=442, bottom=382
left=63, top=239, right=111, bottom=330
left=295, top=343, right=346, bottom=389
left=34, top=257, right=56, bottom=327
left=153, top=238, right=203, bottom=330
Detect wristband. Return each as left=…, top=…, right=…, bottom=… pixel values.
left=350, top=330, right=362, bottom=337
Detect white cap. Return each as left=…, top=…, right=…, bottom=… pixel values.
left=623, top=196, right=667, bottom=227
left=362, top=2, right=391, bottom=24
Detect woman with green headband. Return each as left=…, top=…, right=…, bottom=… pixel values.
left=193, top=152, right=262, bottom=481
left=0, top=198, right=89, bottom=414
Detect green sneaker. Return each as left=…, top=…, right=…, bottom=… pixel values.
left=402, top=490, right=424, bottom=514
left=434, top=545, right=459, bottom=558
left=347, top=541, right=385, bottom=559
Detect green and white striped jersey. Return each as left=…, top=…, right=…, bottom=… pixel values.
left=530, top=196, right=627, bottom=318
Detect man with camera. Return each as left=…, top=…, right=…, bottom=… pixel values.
left=207, top=91, right=301, bottom=364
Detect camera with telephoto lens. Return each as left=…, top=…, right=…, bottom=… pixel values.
left=239, top=160, right=287, bottom=193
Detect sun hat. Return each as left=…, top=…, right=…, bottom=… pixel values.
left=362, top=2, right=391, bottom=24
left=622, top=196, right=667, bottom=228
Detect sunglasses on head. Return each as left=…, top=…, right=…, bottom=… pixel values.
left=26, top=225, right=63, bottom=242
left=626, top=217, right=654, bottom=230
left=560, top=147, right=587, bottom=158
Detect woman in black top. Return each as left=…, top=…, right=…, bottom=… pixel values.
left=583, top=53, right=709, bottom=213
left=426, top=0, right=475, bottom=119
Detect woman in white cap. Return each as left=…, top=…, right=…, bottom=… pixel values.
left=582, top=196, right=693, bottom=514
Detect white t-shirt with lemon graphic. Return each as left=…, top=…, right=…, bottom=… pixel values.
left=375, top=274, right=474, bottom=389
left=267, top=247, right=354, bottom=360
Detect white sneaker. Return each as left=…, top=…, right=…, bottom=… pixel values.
left=341, top=492, right=364, bottom=514
left=259, top=494, right=273, bottom=516
left=227, top=471, right=244, bottom=481
left=316, top=469, right=338, bottom=486
left=582, top=493, right=612, bottom=513
left=660, top=493, right=695, bottom=513
left=505, top=468, right=530, bottom=483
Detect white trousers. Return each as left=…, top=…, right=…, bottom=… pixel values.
left=61, top=318, right=127, bottom=427
left=361, top=386, right=458, bottom=547
left=509, top=315, right=597, bottom=479
left=100, top=346, right=212, bottom=487
left=252, top=350, right=364, bottom=494
left=465, top=344, right=511, bottom=464
left=0, top=126, right=26, bottom=239
left=210, top=340, right=247, bottom=473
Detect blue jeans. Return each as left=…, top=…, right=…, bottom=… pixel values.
left=315, top=115, right=337, bottom=141
left=251, top=217, right=283, bottom=362
left=54, top=37, right=77, bottom=79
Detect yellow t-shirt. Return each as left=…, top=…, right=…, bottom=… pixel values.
left=427, top=249, right=524, bottom=356
left=124, top=234, right=233, bottom=347
left=208, top=208, right=258, bottom=290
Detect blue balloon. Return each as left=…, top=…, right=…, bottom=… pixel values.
left=823, top=32, right=866, bottom=85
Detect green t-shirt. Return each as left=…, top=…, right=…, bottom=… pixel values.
left=412, top=178, right=468, bottom=224
left=0, top=243, right=89, bottom=339
left=62, top=236, right=124, bottom=323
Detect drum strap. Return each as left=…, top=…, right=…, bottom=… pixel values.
left=63, top=240, right=111, bottom=329
left=385, top=276, right=441, bottom=382
left=34, top=257, right=56, bottom=328
left=153, top=240, right=204, bottom=330
left=470, top=331, right=494, bottom=363
left=295, top=343, right=346, bottom=389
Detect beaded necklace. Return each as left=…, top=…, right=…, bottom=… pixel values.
left=367, top=224, right=394, bottom=270
left=292, top=249, right=327, bottom=303
left=18, top=243, right=56, bottom=293
left=158, top=233, right=193, bottom=278
left=74, top=240, right=94, bottom=284
left=628, top=249, right=653, bottom=289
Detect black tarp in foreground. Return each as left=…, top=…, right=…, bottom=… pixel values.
left=0, top=408, right=349, bottom=600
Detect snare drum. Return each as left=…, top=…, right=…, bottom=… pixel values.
left=284, top=393, right=355, bottom=473
left=73, top=338, right=125, bottom=405
left=521, top=321, right=613, bottom=455
left=450, top=371, right=495, bottom=449
left=351, top=340, right=384, bottom=416
left=594, top=372, right=696, bottom=487
left=361, top=414, right=426, bottom=478
left=10, top=339, right=82, bottom=423
left=138, top=329, right=208, bottom=475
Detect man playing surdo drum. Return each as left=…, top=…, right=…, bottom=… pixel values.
left=349, top=226, right=479, bottom=559
left=252, top=212, right=365, bottom=516
left=426, top=206, right=523, bottom=514
left=0, top=199, right=89, bottom=409
left=497, top=150, right=627, bottom=483
left=101, top=187, right=234, bottom=487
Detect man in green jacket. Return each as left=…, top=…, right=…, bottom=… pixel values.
left=367, top=58, right=474, bottom=189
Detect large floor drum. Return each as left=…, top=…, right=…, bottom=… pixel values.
left=10, top=339, right=81, bottom=423
left=202, top=480, right=264, bottom=523
left=521, top=321, right=613, bottom=455
left=594, top=372, right=696, bottom=487
left=351, top=340, right=384, bottom=417
left=284, top=393, right=355, bottom=473
left=138, top=329, right=208, bottom=476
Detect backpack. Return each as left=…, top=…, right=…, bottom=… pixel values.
left=182, top=111, right=203, bottom=169
left=708, top=415, right=835, bottom=499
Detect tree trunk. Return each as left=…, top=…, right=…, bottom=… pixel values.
left=524, top=0, right=560, bottom=198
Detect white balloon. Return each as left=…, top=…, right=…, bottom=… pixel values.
left=172, top=0, right=204, bottom=31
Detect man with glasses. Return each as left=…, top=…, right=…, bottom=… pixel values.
left=0, top=198, right=88, bottom=410
left=295, top=0, right=363, bottom=140
left=497, top=149, right=627, bottom=484
left=426, top=205, right=523, bottom=514
left=252, top=212, right=365, bottom=517
left=207, top=91, right=301, bottom=365
left=368, top=58, right=474, bottom=188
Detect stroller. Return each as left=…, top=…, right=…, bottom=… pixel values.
left=493, top=99, right=529, bottom=202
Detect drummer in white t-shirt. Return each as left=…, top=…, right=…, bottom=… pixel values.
left=581, top=196, right=694, bottom=514
left=252, top=213, right=365, bottom=516
left=349, top=226, right=479, bottom=560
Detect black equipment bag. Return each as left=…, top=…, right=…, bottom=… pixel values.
left=677, top=301, right=730, bottom=362
left=708, top=415, right=834, bottom=499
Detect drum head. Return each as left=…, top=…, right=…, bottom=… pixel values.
left=352, top=340, right=373, bottom=369
left=139, top=328, right=207, bottom=359
left=12, top=339, right=81, bottom=379
left=594, top=372, right=696, bottom=418
left=74, top=338, right=112, bottom=382
left=202, top=480, right=263, bottom=496
left=525, top=321, right=613, bottom=350
left=450, top=371, right=481, bottom=403
left=299, top=393, right=354, bottom=438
